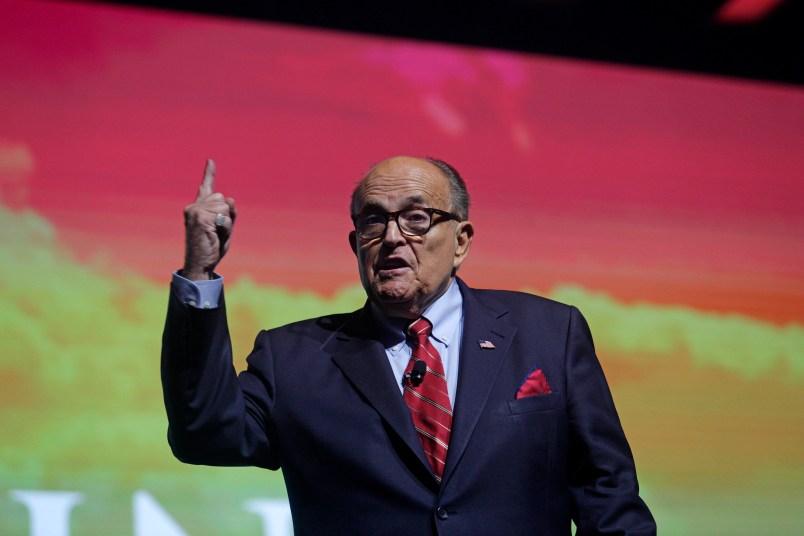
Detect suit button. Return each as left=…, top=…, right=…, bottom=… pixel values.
left=436, top=507, right=448, bottom=520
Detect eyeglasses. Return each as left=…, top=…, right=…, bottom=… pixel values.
left=351, top=208, right=461, bottom=240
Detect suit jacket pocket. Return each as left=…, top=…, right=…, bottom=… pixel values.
left=507, top=392, right=563, bottom=415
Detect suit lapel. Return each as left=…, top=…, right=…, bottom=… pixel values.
left=326, top=307, right=432, bottom=477
left=441, top=280, right=517, bottom=486
left=324, top=285, right=518, bottom=489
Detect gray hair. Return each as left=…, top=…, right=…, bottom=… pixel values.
left=424, top=157, right=470, bottom=220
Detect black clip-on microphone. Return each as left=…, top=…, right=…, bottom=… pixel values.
left=405, top=360, right=427, bottom=387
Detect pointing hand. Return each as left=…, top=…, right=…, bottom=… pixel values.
left=181, top=159, right=237, bottom=280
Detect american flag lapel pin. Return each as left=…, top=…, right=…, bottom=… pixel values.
left=478, top=339, right=496, bottom=349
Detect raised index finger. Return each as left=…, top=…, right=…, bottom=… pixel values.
left=195, top=159, right=216, bottom=201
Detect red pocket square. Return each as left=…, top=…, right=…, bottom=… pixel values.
left=516, top=367, right=552, bottom=398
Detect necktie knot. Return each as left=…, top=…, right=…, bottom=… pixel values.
left=407, top=316, right=433, bottom=344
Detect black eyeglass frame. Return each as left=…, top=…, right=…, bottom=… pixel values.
left=350, top=208, right=462, bottom=240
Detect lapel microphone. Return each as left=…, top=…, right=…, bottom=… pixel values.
left=406, top=360, right=427, bottom=387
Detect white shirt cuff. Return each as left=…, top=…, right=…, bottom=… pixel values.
left=171, top=271, right=223, bottom=309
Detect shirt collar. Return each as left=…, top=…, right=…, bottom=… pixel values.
left=421, top=279, right=462, bottom=348
left=370, top=279, right=463, bottom=351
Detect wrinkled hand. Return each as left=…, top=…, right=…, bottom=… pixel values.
left=182, top=159, right=237, bottom=280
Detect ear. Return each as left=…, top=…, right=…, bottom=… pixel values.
left=348, top=230, right=358, bottom=256
left=453, top=220, right=474, bottom=270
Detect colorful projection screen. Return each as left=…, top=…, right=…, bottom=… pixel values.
left=1, top=0, right=803, bottom=534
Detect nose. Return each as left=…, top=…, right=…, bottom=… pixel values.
left=381, top=218, right=407, bottom=247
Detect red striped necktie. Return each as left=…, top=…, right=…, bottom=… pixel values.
left=403, top=316, right=453, bottom=482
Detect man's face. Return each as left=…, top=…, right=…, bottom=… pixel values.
left=349, top=156, right=473, bottom=319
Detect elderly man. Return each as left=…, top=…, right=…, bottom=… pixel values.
left=162, top=156, right=656, bottom=535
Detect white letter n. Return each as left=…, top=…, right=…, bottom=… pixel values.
left=133, top=490, right=188, bottom=536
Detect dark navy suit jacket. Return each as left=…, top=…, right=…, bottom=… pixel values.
left=162, top=278, right=655, bottom=535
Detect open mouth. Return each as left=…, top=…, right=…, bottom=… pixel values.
left=376, top=257, right=411, bottom=275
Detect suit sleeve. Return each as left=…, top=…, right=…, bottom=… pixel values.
left=160, top=286, right=280, bottom=470
left=565, top=306, right=656, bottom=535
